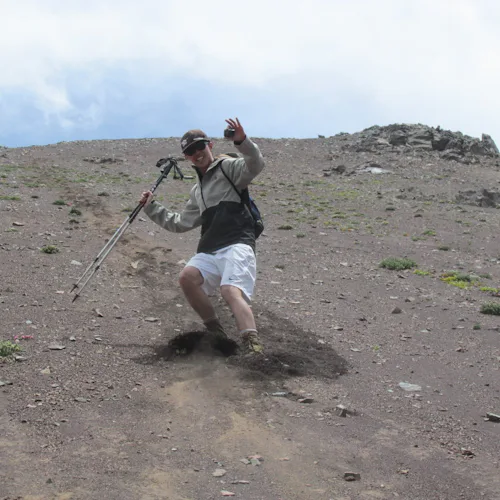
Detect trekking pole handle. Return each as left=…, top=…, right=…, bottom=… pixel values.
left=128, top=157, right=177, bottom=224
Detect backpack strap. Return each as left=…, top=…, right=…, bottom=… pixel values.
left=218, top=161, right=249, bottom=204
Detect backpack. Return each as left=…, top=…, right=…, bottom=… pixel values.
left=217, top=158, right=264, bottom=239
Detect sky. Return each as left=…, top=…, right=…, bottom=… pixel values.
left=1, top=0, right=499, bottom=148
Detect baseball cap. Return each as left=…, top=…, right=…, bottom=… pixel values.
left=180, top=129, right=208, bottom=153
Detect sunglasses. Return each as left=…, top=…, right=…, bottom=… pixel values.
left=184, top=141, right=208, bottom=156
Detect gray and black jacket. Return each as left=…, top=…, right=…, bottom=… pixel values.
left=143, top=137, right=265, bottom=254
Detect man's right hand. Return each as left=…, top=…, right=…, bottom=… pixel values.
left=140, top=191, right=154, bottom=207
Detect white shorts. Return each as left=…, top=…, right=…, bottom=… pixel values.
left=186, top=243, right=256, bottom=302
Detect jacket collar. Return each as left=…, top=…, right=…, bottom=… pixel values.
left=191, top=156, right=225, bottom=178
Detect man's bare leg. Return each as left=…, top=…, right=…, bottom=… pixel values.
left=221, top=284, right=262, bottom=353
left=179, top=266, right=217, bottom=322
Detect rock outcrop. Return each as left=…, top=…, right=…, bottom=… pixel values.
left=336, top=124, right=499, bottom=161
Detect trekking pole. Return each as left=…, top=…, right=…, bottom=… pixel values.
left=70, top=157, right=184, bottom=302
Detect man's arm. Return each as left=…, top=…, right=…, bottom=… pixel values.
left=142, top=186, right=202, bottom=232
left=223, top=118, right=265, bottom=189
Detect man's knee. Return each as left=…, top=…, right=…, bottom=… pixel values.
left=220, top=284, right=243, bottom=303
left=179, top=266, right=203, bottom=289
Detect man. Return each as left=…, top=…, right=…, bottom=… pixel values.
left=139, top=118, right=265, bottom=353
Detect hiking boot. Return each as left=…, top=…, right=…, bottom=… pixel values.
left=241, top=330, right=263, bottom=354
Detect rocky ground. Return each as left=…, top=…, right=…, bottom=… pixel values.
left=1, top=124, right=500, bottom=500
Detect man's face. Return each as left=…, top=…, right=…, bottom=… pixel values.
left=184, top=140, right=214, bottom=170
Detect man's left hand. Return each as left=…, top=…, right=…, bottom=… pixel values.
left=225, top=117, right=246, bottom=144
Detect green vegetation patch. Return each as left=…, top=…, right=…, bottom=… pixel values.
left=0, top=340, right=22, bottom=358
left=379, top=257, right=417, bottom=271
left=414, top=269, right=431, bottom=276
left=480, top=302, right=500, bottom=316
left=440, top=271, right=479, bottom=289
left=41, top=245, right=60, bottom=254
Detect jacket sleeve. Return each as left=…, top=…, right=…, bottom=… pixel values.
left=143, top=185, right=202, bottom=232
left=225, top=137, right=265, bottom=189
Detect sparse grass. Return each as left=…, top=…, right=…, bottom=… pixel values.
left=40, top=245, right=60, bottom=254
left=422, top=229, right=436, bottom=236
left=296, top=233, right=306, bottom=238
left=0, top=340, right=22, bottom=357
left=479, top=273, right=492, bottom=280
left=473, top=323, right=481, bottom=330
left=53, top=199, right=67, bottom=206
left=480, top=302, right=500, bottom=316
left=303, top=180, right=328, bottom=187
left=278, top=224, right=293, bottom=230
left=275, top=264, right=285, bottom=270
left=414, top=269, right=430, bottom=276
left=441, top=271, right=478, bottom=289
left=438, top=245, right=450, bottom=251
left=69, top=208, right=82, bottom=216
left=0, top=195, right=21, bottom=201
left=479, top=286, right=499, bottom=294
left=331, top=212, right=347, bottom=219
left=380, top=257, right=417, bottom=271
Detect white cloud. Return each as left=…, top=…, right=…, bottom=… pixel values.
left=1, top=0, right=499, bottom=143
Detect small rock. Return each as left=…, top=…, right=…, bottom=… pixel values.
left=221, top=491, right=235, bottom=497
left=69, top=336, right=76, bottom=341
left=213, top=469, right=227, bottom=477
left=271, top=392, right=289, bottom=397
left=335, top=404, right=348, bottom=417
left=74, top=397, right=88, bottom=403
left=93, top=308, right=104, bottom=317
left=392, top=307, right=402, bottom=314
left=48, top=344, right=65, bottom=350
left=398, top=382, right=422, bottom=392
left=145, top=317, right=159, bottom=322
left=486, top=412, right=500, bottom=422
left=12, top=222, right=25, bottom=226
left=0, top=380, right=13, bottom=386
left=70, top=260, right=82, bottom=266
left=344, top=472, right=361, bottom=481
left=240, top=459, right=251, bottom=465
left=40, top=367, right=51, bottom=375
left=231, top=480, right=250, bottom=484
left=298, top=397, right=314, bottom=404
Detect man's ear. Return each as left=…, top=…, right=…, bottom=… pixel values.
left=208, top=141, right=214, bottom=150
